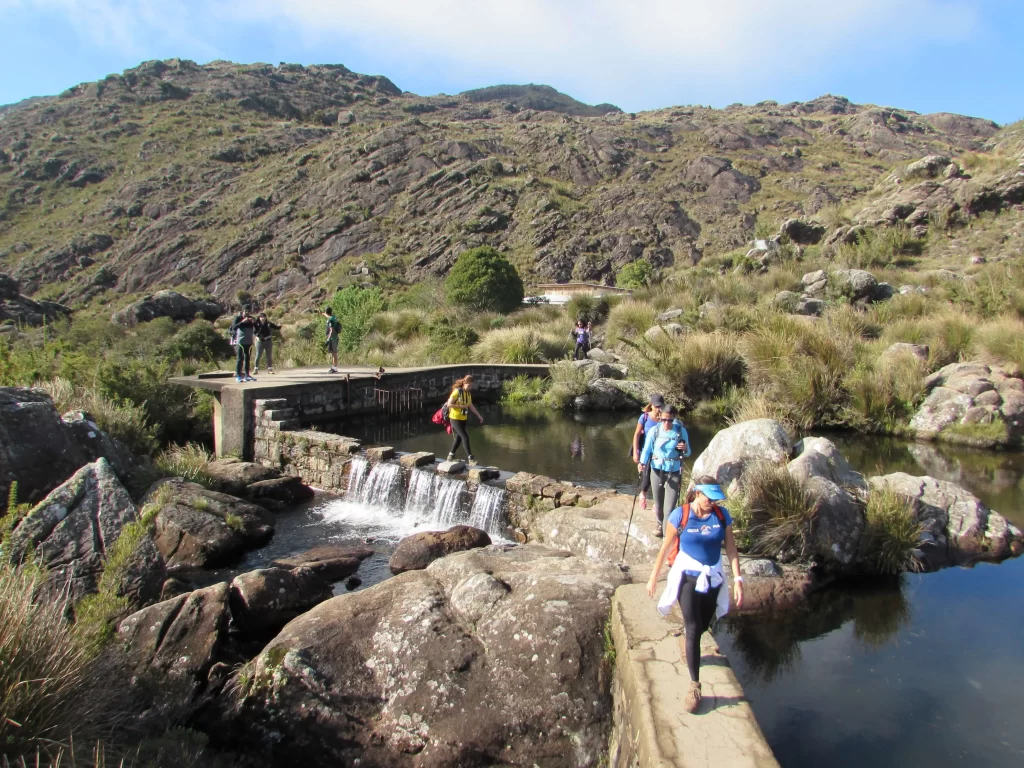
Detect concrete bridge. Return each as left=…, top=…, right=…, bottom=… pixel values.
left=170, top=363, right=549, bottom=460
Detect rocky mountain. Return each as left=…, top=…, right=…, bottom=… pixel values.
left=0, top=58, right=1016, bottom=311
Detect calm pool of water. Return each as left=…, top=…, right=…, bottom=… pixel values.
left=337, top=406, right=1024, bottom=768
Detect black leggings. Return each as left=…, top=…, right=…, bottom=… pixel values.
left=573, top=341, right=590, bottom=360
left=450, top=418, right=472, bottom=458
left=235, top=343, right=252, bottom=378
left=679, top=573, right=721, bottom=682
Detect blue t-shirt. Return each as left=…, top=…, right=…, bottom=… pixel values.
left=668, top=505, right=732, bottom=570
left=637, top=412, right=659, bottom=434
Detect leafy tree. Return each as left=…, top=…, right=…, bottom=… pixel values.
left=616, top=259, right=652, bottom=289
left=445, top=247, right=524, bottom=313
left=321, top=285, right=387, bottom=352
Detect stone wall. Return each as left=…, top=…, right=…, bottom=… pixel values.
left=253, top=398, right=361, bottom=492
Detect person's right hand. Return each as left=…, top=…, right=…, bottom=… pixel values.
left=646, top=575, right=657, bottom=598
left=638, top=463, right=645, bottom=474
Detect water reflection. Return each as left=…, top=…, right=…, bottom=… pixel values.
left=724, top=578, right=913, bottom=683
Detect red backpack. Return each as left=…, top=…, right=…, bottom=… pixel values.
left=666, top=503, right=726, bottom=566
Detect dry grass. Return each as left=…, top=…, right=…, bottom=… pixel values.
left=472, top=326, right=569, bottom=364
left=732, top=461, right=818, bottom=560
left=605, top=300, right=657, bottom=342
left=37, top=378, right=157, bottom=457
left=862, top=488, right=924, bottom=575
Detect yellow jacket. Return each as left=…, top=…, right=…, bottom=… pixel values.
left=448, top=387, right=472, bottom=420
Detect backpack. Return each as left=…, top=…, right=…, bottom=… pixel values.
left=666, top=503, right=727, bottom=566
left=431, top=403, right=452, bottom=434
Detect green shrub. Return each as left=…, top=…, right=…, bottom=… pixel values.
left=978, top=318, right=1024, bottom=371
left=321, top=285, right=387, bottom=353
left=159, top=320, right=233, bottom=362
left=845, top=353, right=927, bottom=433
left=835, top=227, right=923, bottom=269
left=566, top=295, right=610, bottom=326
left=501, top=374, right=549, bottom=404
left=422, top=318, right=479, bottom=363
left=370, top=309, right=427, bottom=341
left=40, top=377, right=159, bottom=456
left=861, top=488, right=924, bottom=575
left=632, top=331, right=746, bottom=406
left=154, top=443, right=217, bottom=488
left=616, top=259, right=652, bottom=289
left=445, top=246, right=524, bottom=313
left=543, top=361, right=590, bottom=408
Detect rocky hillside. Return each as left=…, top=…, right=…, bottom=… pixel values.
left=0, top=58, right=1020, bottom=312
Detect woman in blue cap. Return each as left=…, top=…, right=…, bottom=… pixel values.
left=646, top=475, right=743, bottom=714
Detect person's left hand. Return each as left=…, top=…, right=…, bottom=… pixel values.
left=478, top=415, right=485, bottom=424
left=733, top=580, right=744, bottom=609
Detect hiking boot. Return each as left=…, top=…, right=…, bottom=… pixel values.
left=235, top=376, right=244, bottom=383
left=327, top=367, right=338, bottom=374
left=446, top=453, right=455, bottom=461
left=467, top=455, right=477, bottom=466
left=253, top=367, right=259, bottom=374
left=268, top=368, right=275, bottom=374
left=654, top=527, right=664, bottom=538
left=684, top=681, right=702, bottom=714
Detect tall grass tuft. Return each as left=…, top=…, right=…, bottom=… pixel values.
left=862, top=487, right=924, bottom=575
left=632, top=332, right=746, bottom=406
left=154, top=443, right=217, bottom=489
left=38, top=378, right=157, bottom=457
left=0, top=563, right=129, bottom=761
left=736, top=462, right=818, bottom=560
left=835, top=227, right=923, bottom=269
left=978, top=317, right=1024, bottom=372
left=501, top=374, right=549, bottom=404
left=605, top=300, right=657, bottom=343
left=473, top=327, right=568, bottom=364
left=845, top=352, right=928, bottom=433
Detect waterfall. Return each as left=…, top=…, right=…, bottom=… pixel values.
left=402, top=468, right=438, bottom=521
left=346, top=457, right=369, bottom=499
left=347, top=459, right=403, bottom=508
left=402, top=468, right=468, bottom=527
left=468, top=484, right=507, bottom=538
left=433, top=476, right=468, bottom=527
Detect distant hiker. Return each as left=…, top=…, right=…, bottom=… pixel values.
left=253, top=312, right=281, bottom=375
left=230, top=308, right=257, bottom=383
left=570, top=318, right=592, bottom=360
left=638, top=403, right=690, bottom=537
left=321, top=307, right=341, bottom=374
left=646, top=477, right=743, bottom=714
left=446, top=375, right=484, bottom=465
left=631, top=394, right=664, bottom=511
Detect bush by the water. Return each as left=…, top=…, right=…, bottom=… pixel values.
left=862, top=488, right=924, bottom=574
left=445, top=247, right=525, bottom=313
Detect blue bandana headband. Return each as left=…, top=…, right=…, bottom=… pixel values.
left=694, top=483, right=726, bottom=500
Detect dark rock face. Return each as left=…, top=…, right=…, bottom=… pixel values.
left=61, top=409, right=140, bottom=483
left=117, top=582, right=231, bottom=701
left=229, top=566, right=333, bottom=634
left=203, top=457, right=282, bottom=495
left=0, top=387, right=87, bottom=504
left=781, top=218, right=826, bottom=245
left=147, top=478, right=275, bottom=569
left=111, top=289, right=223, bottom=326
left=5, top=458, right=164, bottom=604
left=0, top=273, right=72, bottom=327
left=228, top=545, right=629, bottom=767
left=271, top=544, right=374, bottom=581
left=244, top=476, right=315, bottom=511
left=389, top=525, right=491, bottom=574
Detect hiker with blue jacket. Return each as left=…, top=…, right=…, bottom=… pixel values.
left=638, top=403, right=690, bottom=537
left=230, top=308, right=257, bottom=383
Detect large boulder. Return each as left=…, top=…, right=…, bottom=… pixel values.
left=204, top=458, right=282, bottom=496
left=0, top=273, right=72, bottom=327
left=689, top=419, right=792, bottom=495
left=5, top=458, right=164, bottom=604
left=868, top=473, right=1024, bottom=568
left=910, top=361, right=1024, bottom=445
left=146, top=479, right=275, bottom=569
left=0, top=387, right=87, bottom=505
left=781, top=218, right=826, bottom=245
left=111, top=290, right=223, bottom=326
left=61, top=409, right=140, bottom=482
left=228, top=545, right=629, bottom=766
left=272, top=544, right=374, bottom=581
left=117, top=582, right=231, bottom=701
left=244, top=476, right=315, bottom=511
left=389, top=525, right=491, bottom=574
left=829, top=268, right=879, bottom=302
left=229, top=567, right=333, bottom=634
left=578, top=378, right=655, bottom=411
left=571, top=359, right=624, bottom=382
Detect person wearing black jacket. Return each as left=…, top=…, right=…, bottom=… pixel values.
left=253, top=312, right=281, bottom=375
left=230, top=309, right=257, bottom=382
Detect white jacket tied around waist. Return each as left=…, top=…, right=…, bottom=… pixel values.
left=657, top=550, right=731, bottom=620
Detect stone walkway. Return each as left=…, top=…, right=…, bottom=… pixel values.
left=609, top=583, right=779, bottom=768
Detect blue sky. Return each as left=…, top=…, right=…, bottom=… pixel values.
left=1, top=0, right=1021, bottom=124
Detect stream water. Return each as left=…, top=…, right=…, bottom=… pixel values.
left=333, top=404, right=1024, bottom=768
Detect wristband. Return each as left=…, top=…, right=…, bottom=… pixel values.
left=733, top=577, right=744, bottom=583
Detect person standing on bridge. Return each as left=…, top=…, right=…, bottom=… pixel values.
left=631, top=394, right=664, bottom=512
left=446, top=375, right=483, bottom=465
left=253, top=312, right=280, bottom=375
left=230, top=308, right=257, bottom=383
left=646, top=477, right=744, bottom=714
left=321, top=307, right=341, bottom=374
left=638, top=403, right=689, bottom=537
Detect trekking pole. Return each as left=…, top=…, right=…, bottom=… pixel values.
left=620, top=472, right=642, bottom=563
